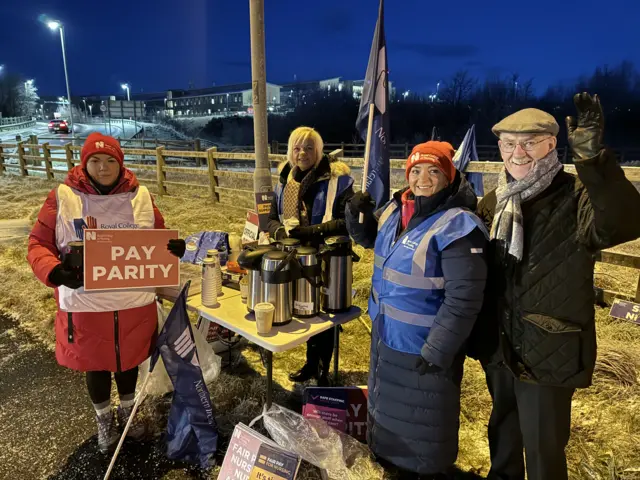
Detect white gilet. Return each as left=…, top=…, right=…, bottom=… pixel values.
left=55, top=183, right=156, bottom=312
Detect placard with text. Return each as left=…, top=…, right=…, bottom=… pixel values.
left=83, top=229, right=180, bottom=291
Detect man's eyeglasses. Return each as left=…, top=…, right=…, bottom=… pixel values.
left=499, top=137, right=551, bottom=153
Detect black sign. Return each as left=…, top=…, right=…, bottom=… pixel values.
left=255, top=192, right=275, bottom=232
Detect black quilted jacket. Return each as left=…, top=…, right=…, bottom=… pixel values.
left=473, top=149, right=640, bottom=388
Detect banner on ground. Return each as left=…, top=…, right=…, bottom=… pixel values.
left=83, top=229, right=179, bottom=291
left=302, top=386, right=369, bottom=442
left=218, top=423, right=300, bottom=480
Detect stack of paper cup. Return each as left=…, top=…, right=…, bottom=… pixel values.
left=201, top=257, right=220, bottom=307
left=254, top=302, right=275, bottom=335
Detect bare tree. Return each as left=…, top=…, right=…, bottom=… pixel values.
left=440, top=70, right=477, bottom=107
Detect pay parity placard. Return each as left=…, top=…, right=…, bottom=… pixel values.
left=83, top=229, right=180, bottom=291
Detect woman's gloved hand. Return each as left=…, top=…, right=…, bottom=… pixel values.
left=167, top=239, right=186, bottom=258
left=415, top=356, right=443, bottom=376
left=349, top=192, right=375, bottom=215
left=566, top=92, right=604, bottom=160
left=49, top=264, right=84, bottom=289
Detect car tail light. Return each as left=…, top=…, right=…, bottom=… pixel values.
left=60, top=122, right=67, bottom=126
left=49, top=122, right=54, bottom=126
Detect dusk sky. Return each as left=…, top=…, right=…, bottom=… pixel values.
left=1, top=0, right=638, bottom=97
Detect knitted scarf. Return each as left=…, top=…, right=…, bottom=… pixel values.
left=491, top=149, right=562, bottom=261
left=281, top=165, right=318, bottom=227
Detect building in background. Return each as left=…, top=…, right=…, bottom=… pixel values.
left=164, top=83, right=281, bottom=117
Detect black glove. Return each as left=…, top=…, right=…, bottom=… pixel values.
left=415, top=356, right=443, bottom=376
left=49, top=264, right=83, bottom=289
left=288, top=225, right=316, bottom=240
left=349, top=192, right=375, bottom=215
left=167, top=239, right=186, bottom=258
left=566, top=92, right=604, bottom=161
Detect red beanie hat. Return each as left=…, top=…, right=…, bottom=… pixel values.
left=81, top=132, right=124, bottom=169
left=405, top=141, right=456, bottom=184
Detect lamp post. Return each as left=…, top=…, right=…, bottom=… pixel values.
left=121, top=83, right=130, bottom=101
left=47, top=20, right=74, bottom=136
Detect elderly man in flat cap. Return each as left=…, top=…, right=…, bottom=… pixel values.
left=470, top=93, right=640, bottom=480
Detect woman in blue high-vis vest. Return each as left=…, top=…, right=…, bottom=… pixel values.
left=346, top=141, right=488, bottom=478
left=267, top=126, right=354, bottom=385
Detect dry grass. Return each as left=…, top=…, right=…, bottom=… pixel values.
left=2, top=174, right=640, bottom=479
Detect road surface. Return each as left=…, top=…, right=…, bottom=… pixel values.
left=0, top=313, right=212, bottom=479
left=0, top=121, right=141, bottom=145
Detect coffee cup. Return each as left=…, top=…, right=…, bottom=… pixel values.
left=254, top=302, right=275, bottom=335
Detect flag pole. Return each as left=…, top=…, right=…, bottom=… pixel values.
left=103, top=373, right=152, bottom=480
left=359, top=102, right=376, bottom=224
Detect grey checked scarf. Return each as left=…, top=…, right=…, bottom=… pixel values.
left=491, top=149, right=562, bottom=261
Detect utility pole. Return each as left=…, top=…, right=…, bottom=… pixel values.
left=249, top=0, right=271, bottom=195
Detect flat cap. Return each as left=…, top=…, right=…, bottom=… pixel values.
left=492, top=108, right=559, bottom=137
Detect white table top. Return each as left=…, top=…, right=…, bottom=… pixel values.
left=189, top=291, right=361, bottom=353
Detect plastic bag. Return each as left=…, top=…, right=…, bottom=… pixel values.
left=250, top=403, right=383, bottom=480
left=137, top=302, right=222, bottom=397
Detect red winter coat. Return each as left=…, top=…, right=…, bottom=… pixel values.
left=27, top=166, right=166, bottom=372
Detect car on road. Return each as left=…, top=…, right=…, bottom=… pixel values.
left=48, top=120, right=70, bottom=134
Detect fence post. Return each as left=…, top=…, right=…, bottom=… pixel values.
left=635, top=276, right=640, bottom=304
left=194, top=138, right=201, bottom=167
left=17, top=141, right=28, bottom=176
left=405, top=143, right=409, bottom=158
left=207, top=147, right=220, bottom=203
left=156, top=146, right=167, bottom=196
left=42, top=143, right=54, bottom=181
left=29, top=134, right=41, bottom=166
left=64, top=143, right=74, bottom=171
left=0, top=145, right=4, bottom=175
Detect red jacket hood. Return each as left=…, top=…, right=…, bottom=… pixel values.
left=64, top=165, right=139, bottom=195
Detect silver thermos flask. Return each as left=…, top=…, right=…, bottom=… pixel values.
left=321, top=236, right=360, bottom=313
left=261, top=250, right=293, bottom=326
left=280, top=238, right=301, bottom=252
left=293, top=246, right=321, bottom=318
left=237, top=245, right=276, bottom=313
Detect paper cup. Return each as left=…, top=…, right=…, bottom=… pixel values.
left=254, top=302, right=275, bottom=335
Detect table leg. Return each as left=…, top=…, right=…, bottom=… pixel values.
left=227, top=328, right=232, bottom=367
left=265, top=350, right=273, bottom=409
left=333, top=325, right=340, bottom=384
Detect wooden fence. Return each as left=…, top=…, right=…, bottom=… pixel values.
left=1, top=140, right=639, bottom=305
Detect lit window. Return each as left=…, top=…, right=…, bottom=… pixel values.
left=211, top=98, right=214, bottom=104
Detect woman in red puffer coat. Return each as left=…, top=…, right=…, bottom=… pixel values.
left=27, top=132, right=165, bottom=454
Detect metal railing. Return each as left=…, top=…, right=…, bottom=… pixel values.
left=0, top=116, right=36, bottom=133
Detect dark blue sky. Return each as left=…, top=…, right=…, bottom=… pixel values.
left=1, top=0, right=638, bottom=97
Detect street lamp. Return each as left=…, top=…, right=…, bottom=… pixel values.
left=47, top=19, right=74, bottom=135
left=121, top=83, right=130, bottom=101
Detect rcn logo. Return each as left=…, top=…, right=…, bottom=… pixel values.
left=401, top=235, right=419, bottom=251
left=73, top=216, right=97, bottom=240
left=174, top=327, right=200, bottom=367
